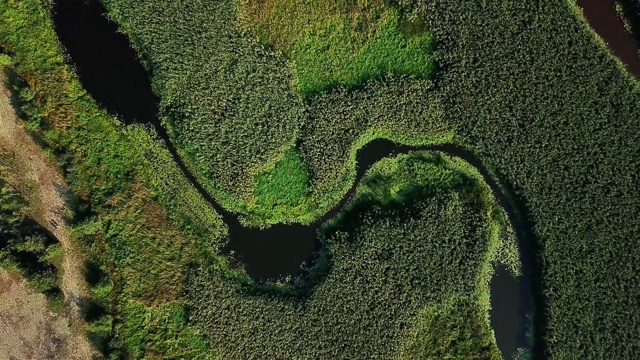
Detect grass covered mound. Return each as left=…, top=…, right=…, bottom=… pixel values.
left=187, top=152, right=508, bottom=359
left=239, top=0, right=434, bottom=95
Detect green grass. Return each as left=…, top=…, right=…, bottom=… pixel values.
left=0, top=1, right=218, bottom=357
left=0, top=177, right=63, bottom=305
left=253, top=147, right=309, bottom=210
left=398, top=296, right=501, bottom=360
left=188, top=152, right=507, bottom=359
left=353, top=152, right=465, bottom=206
left=118, top=301, right=214, bottom=359
left=238, top=0, right=390, bottom=53
left=2, top=0, right=640, bottom=358
left=239, top=0, right=434, bottom=95
left=291, top=8, right=433, bottom=95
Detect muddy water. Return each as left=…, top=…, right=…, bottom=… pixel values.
left=52, top=0, right=532, bottom=357
left=577, top=0, right=640, bottom=78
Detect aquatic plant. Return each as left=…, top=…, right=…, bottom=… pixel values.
left=0, top=0, right=638, bottom=358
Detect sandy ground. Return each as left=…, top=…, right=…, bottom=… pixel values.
left=0, top=70, right=95, bottom=359
left=0, top=270, right=90, bottom=360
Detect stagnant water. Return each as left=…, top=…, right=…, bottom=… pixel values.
left=577, top=0, right=640, bottom=78
left=52, top=0, right=532, bottom=357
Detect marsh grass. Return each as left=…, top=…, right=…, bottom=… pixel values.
left=239, top=0, right=434, bottom=95
left=252, top=147, right=310, bottom=212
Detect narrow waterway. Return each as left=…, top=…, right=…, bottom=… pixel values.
left=577, top=0, right=640, bottom=78
left=52, top=0, right=532, bottom=357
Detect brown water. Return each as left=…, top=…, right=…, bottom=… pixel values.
left=577, top=0, right=640, bottom=78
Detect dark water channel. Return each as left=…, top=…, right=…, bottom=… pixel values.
left=577, top=0, right=640, bottom=78
left=52, top=0, right=532, bottom=357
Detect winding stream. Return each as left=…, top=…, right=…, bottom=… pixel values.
left=52, top=0, right=532, bottom=357
left=576, top=0, right=640, bottom=79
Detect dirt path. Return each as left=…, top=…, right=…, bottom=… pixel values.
left=0, top=70, right=95, bottom=359
left=0, top=270, right=91, bottom=359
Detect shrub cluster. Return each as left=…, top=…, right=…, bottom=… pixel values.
left=0, top=178, right=63, bottom=304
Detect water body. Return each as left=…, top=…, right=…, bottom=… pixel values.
left=52, top=0, right=531, bottom=357
left=577, top=0, right=640, bottom=78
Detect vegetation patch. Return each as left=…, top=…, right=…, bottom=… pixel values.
left=2, top=0, right=639, bottom=358
left=100, top=0, right=445, bottom=224
left=105, top=0, right=640, bottom=356
left=0, top=178, right=63, bottom=306
left=239, top=0, right=434, bottom=95
left=252, top=147, right=310, bottom=214
left=0, top=2, right=216, bottom=357
left=354, top=153, right=464, bottom=206
left=117, top=301, right=213, bottom=359
left=398, top=296, right=501, bottom=360
left=103, top=0, right=305, bottom=205
left=188, top=152, right=505, bottom=359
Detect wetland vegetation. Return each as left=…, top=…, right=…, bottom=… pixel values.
left=0, top=0, right=638, bottom=359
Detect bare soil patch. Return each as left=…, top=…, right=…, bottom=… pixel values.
left=0, top=69, right=94, bottom=359
left=0, top=270, right=92, bottom=360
